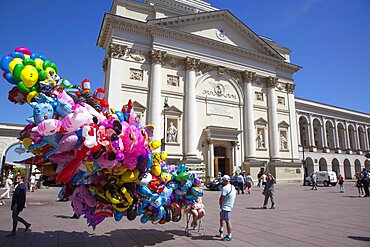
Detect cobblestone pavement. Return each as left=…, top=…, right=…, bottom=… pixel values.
left=0, top=182, right=369, bottom=247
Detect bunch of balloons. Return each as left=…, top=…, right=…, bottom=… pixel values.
left=1, top=47, right=203, bottom=229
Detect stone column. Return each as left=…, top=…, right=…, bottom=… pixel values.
left=308, top=114, right=315, bottom=149
left=355, top=123, right=361, bottom=151
left=286, top=83, right=299, bottom=160
left=344, top=121, right=350, bottom=153
left=364, top=126, right=369, bottom=151
left=208, top=139, right=214, bottom=181
left=148, top=50, right=166, bottom=141
left=296, top=113, right=302, bottom=147
left=321, top=117, right=327, bottom=148
left=334, top=119, right=341, bottom=153
left=241, top=70, right=256, bottom=161
left=184, top=57, right=200, bottom=158
left=231, top=142, right=236, bottom=172
left=266, top=76, right=279, bottom=160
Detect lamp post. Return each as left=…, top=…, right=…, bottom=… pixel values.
left=161, top=97, right=169, bottom=151
left=300, top=122, right=307, bottom=186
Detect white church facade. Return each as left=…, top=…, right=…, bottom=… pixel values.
left=97, top=0, right=370, bottom=182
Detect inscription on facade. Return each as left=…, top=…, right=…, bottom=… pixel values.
left=206, top=102, right=233, bottom=118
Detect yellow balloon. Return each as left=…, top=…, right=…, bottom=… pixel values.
left=21, top=65, right=39, bottom=87
left=8, top=58, right=23, bottom=73
left=26, top=91, right=39, bottom=103
left=34, top=58, right=44, bottom=70
left=22, top=138, right=33, bottom=150
left=120, top=169, right=140, bottom=183
left=151, top=163, right=161, bottom=177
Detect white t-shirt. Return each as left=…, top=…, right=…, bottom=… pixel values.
left=5, top=178, right=13, bottom=189
left=221, top=183, right=236, bottom=211
left=30, top=175, right=36, bottom=184
left=237, top=175, right=244, bottom=183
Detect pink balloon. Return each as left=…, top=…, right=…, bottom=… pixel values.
left=15, top=46, right=31, bottom=55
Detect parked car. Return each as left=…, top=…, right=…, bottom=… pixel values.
left=305, top=171, right=337, bottom=186
left=206, top=176, right=240, bottom=191
left=206, top=178, right=223, bottom=191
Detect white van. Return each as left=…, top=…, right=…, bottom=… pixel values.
left=305, top=171, right=337, bottom=187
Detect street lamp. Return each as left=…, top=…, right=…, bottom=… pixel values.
left=300, top=121, right=307, bottom=186
left=161, top=96, right=169, bottom=151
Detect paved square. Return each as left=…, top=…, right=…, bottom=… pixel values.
left=0, top=182, right=369, bottom=246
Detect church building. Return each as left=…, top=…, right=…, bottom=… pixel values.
left=97, top=0, right=312, bottom=182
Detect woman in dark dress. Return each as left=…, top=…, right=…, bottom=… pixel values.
left=355, top=172, right=364, bottom=197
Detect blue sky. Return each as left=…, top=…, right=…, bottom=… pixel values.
left=0, top=0, right=369, bottom=126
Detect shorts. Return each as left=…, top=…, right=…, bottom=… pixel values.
left=220, top=210, right=231, bottom=221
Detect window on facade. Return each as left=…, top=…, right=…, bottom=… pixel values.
left=167, top=75, right=179, bottom=87
left=214, top=146, right=226, bottom=157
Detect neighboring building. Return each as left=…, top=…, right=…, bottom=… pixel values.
left=296, top=98, right=370, bottom=179
left=98, top=0, right=302, bottom=182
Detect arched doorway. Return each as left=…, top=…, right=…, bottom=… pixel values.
left=343, top=159, right=351, bottom=179
left=305, top=157, right=314, bottom=176
left=319, top=158, right=327, bottom=171
left=214, top=146, right=230, bottom=177
left=332, top=158, right=340, bottom=175
left=354, top=159, right=361, bottom=174
left=365, top=160, right=370, bottom=171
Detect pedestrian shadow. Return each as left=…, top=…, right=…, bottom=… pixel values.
left=348, top=236, right=370, bottom=242
left=54, top=214, right=74, bottom=219
left=342, top=195, right=363, bottom=198
left=0, top=228, right=176, bottom=247
left=245, top=207, right=264, bottom=210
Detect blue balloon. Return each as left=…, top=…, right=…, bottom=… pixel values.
left=140, top=214, right=149, bottom=224
left=114, top=211, right=125, bottom=221
left=0, top=56, right=13, bottom=72
left=30, top=52, right=40, bottom=60
left=4, top=72, right=18, bottom=85
left=10, top=51, right=25, bottom=59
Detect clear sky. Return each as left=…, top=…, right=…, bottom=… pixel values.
left=0, top=0, right=369, bottom=126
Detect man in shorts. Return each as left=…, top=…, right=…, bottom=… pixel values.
left=219, top=175, right=236, bottom=241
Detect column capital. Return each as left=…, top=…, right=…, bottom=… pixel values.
left=150, top=49, right=167, bottom=64
left=207, top=139, right=214, bottom=145
left=241, top=70, right=256, bottom=82
left=285, top=83, right=295, bottom=93
left=265, top=76, right=279, bottom=88
left=184, top=57, right=200, bottom=70
left=109, top=44, right=129, bottom=58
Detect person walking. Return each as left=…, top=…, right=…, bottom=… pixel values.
left=338, top=174, right=345, bottom=193
left=29, top=173, right=36, bottom=192
left=261, top=173, right=267, bottom=190
left=8, top=175, right=31, bottom=236
left=218, top=175, right=236, bottom=242
left=236, top=173, right=245, bottom=195
left=262, top=173, right=276, bottom=209
left=257, top=171, right=262, bottom=188
left=1, top=176, right=13, bottom=205
left=361, top=168, right=369, bottom=197
left=355, top=172, right=364, bottom=197
left=245, top=174, right=254, bottom=194
left=311, top=173, right=317, bottom=190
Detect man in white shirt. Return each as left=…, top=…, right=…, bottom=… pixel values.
left=1, top=176, right=13, bottom=205
left=219, top=175, right=236, bottom=241
left=236, top=173, right=245, bottom=194
left=29, top=174, right=36, bottom=192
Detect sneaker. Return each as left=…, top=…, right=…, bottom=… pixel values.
left=270, top=206, right=275, bottom=209
left=219, top=229, right=224, bottom=238
left=223, top=235, right=232, bottom=241
left=261, top=206, right=267, bottom=209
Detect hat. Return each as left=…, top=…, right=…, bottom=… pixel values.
left=222, top=175, right=230, bottom=181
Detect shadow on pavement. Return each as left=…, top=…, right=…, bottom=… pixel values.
left=54, top=215, right=74, bottom=219
left=245, top=207, right=264, bottom=210
left=0, top=228, right=177, bottom=247
left=348, top=236, right=370, bottom=242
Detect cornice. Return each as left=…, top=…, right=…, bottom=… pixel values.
left=98, top=14, right=301, bottom=74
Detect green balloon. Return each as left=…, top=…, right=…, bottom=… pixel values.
left=50, top=62, right=58, bottom=74
left=22, top=58, right=36, bottom=67
left=43, top=60, right=51, bottom=70
left=17, top=82, right=30, bottom=93
left=39, top=70, right=46, bottom=81
left=13, top=64, right=25, bottom=82
left=176, top=172, right=190, bottom=182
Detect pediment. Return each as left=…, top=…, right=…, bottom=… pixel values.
left=255, top=118, right=268, bottom=126
left=163, top=105, right=182, bottom=116
left=149, top=10, right=284, bottom=60
left=278, top=120, right=290, bottom=128
left=123, top=101, right=146, bottom=113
